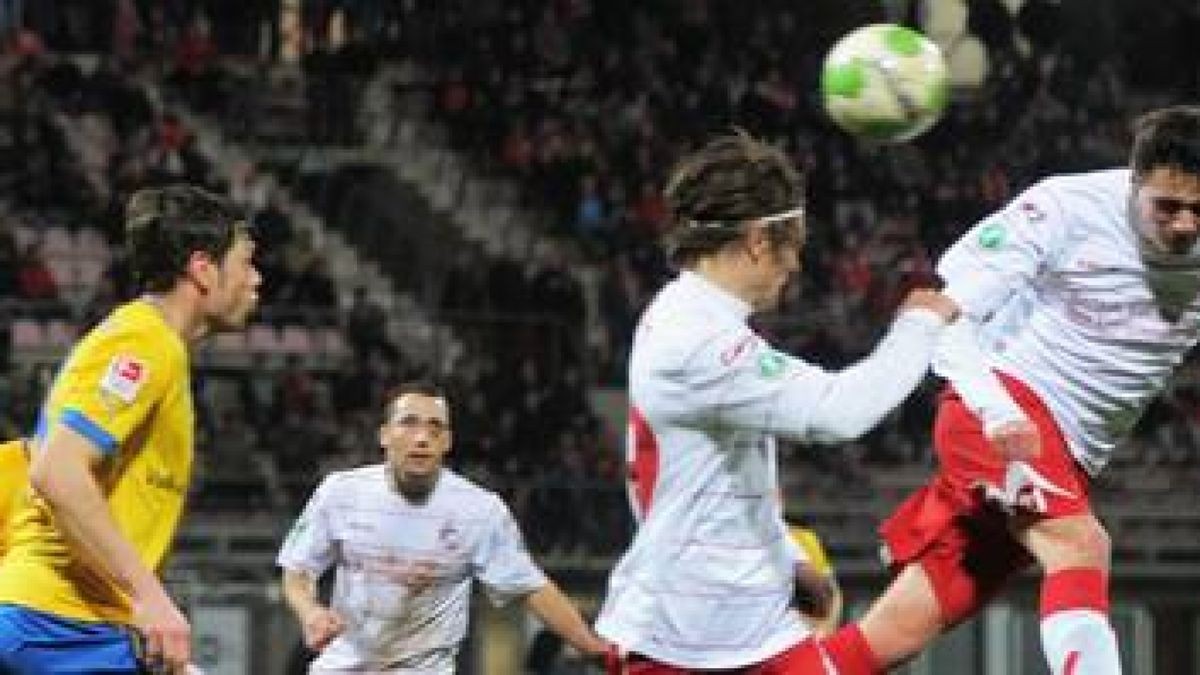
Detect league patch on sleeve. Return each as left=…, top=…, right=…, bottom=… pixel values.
left=977, top=221, right=1007, bottom=250
left=100, top=356, right=148, bottom=404
left=756, top=351, right=789, bottom=379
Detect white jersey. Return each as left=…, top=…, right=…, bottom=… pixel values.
left=938, top=168, right=1200, bottom=475
left=596, top=271, right=944, bottom=669
left=277, top=466, right=546, bottom=674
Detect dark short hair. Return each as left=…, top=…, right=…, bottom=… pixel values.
left=662, top=129, right=806, bottom=266
left=125, top=185, right=248, bottom=293
left=1131, top=106, right=1200, bottom=179
left=385, top=380, right=449, bottom=422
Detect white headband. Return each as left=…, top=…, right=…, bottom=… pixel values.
left=685, top=205, right=805, bottom=230
left=754, top=206, right=806, bottom=224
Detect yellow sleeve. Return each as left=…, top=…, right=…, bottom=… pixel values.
left=45, top=330, right=177, bottom=458
left=789, top=527, right=833, bottom=577
left=0, top=440, right=30, bottom=553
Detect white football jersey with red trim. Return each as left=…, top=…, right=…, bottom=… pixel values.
left=596, top=271, right=944, bottom=668
left=938, top=168, right=1200, bottom=475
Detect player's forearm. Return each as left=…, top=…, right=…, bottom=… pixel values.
left=933, top=318, right=1026, bottom=431
left=29, top=440, right=164, bottom=601
left=806, top=309, right=945, bottom=442
left=282, top=569, right=323, bottom=620
left=523, top=582, right=608, bottom=656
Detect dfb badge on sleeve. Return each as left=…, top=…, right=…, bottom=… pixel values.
left=100, top=355, right=148, bottom=404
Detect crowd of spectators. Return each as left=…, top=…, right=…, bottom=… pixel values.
left=0, top=17, right=630, bottom=558
left=4, top=0, right=1200, bottom=566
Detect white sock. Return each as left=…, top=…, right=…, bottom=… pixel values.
left=1040, top=609, right=1122, bottom=675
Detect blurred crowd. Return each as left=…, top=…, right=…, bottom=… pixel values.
left=3, top=0, right=1200, bottom=567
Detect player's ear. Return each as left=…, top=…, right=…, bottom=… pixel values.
left=185, top=250, right=219, bottom=294
left=744, top=222, right=772, bottom=259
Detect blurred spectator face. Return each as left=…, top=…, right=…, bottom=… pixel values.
left=1133, top=166, right=1200, bottom=255
left=380, top=393, right=452, bottom=493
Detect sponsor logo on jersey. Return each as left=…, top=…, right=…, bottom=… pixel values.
left=100, top=355, right=148, bottom=404
left=977, top=221, right=1007, bottom=250
left=720, top=334, right=758, bottom=366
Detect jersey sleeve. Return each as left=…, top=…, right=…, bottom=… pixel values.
left=933, top=317, right=1028, bottom=433
left=659, top=311, right=944, bottom=443
left=277, top=477, right=337, bottom=575
left=938, top=181, right=1072, bottom=320
left=472, top=496, right=547, bottom=605
left=45, top=330, right=177, bottom=458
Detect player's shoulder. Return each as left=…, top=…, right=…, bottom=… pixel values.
left=321, top=463, right=387, bottom=491
left=73, top=301, right=187, bottom=366
left=635, top=275, right=748, bottom=361
left=436, top=470, right=509, bottom=512
left=1032, top=169, right=1130, bottom=210
left=438, top=469, right=496, bottom=499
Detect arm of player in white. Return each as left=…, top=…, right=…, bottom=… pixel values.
left=934, top=318, right=1027, bottom=432
left=656, top=305, right=947, bottom=444
left=934, top=181, right=1072, bottom=459
left=523, top=581, right=611, bottom=659
left=802, top=307, right=947, bottom=442
left=277, top=478, right=344, bottom=651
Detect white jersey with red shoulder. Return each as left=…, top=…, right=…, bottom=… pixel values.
left=277, top=466, right=546, bottom=674
left=939, top=168, right=1200, bottom=475
left=596, top=271, right=945, bottom=669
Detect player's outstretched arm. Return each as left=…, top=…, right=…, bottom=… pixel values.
left=29, top=426, right=191, bottom=670
left=805, top=289, right=957, bottom=442
left=281, top=568, right=345, bottom=651
left=523, top=580, right=613, bottom=663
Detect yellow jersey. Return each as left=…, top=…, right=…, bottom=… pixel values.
left=0, top=439, right=30, bottom=555
left=789, top=525, right=834, bottom=577
left=0, top=300, right=193, bottom=624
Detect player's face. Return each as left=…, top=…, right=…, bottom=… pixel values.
left=746, top=218, right=804, bottom=309
left=205, top=231, right=261, bottom=332
left=1133, top=167, right=1200, bottom=256
left=380, top=394, right=452, bottom=487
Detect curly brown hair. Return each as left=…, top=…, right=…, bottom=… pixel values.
left=662, top=129, right=806, bottom=267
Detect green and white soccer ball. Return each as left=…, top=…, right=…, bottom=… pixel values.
left=821, top=24, right=950, bottom=143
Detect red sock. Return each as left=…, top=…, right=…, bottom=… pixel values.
left=1040, top=568, right=1109, bottom=618
left=821, top=624, right=881, bottom=675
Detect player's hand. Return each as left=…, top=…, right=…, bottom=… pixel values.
left=792, top=562, right=835, bottom=619
left=899, top=288, right=960, bottom=323
left=300, top=605, right=346, bottom=651
left=987, top=419, right=1041, bottom=460
left=581, top=638, right=622, bottom=675
left=133, top=589, right=192, bottom=673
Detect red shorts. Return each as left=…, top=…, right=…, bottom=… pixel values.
left=879, top=373, right=1094, bottom=624
left=620, top=639, right=830, bottom=674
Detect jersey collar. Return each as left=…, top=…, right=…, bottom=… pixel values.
left=678, top=270, right=753, bottom=322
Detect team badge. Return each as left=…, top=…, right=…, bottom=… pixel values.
left=100, top=355, right=148, bottom=404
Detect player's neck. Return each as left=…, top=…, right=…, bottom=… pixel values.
left=141, top=290, right=207, bottom=344
left=692, top=257, right=760, bottom=309
left=391, top=468, right=441, bottom=503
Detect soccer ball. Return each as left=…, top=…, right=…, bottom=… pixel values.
left=821, top=24, right=950, bottom=143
